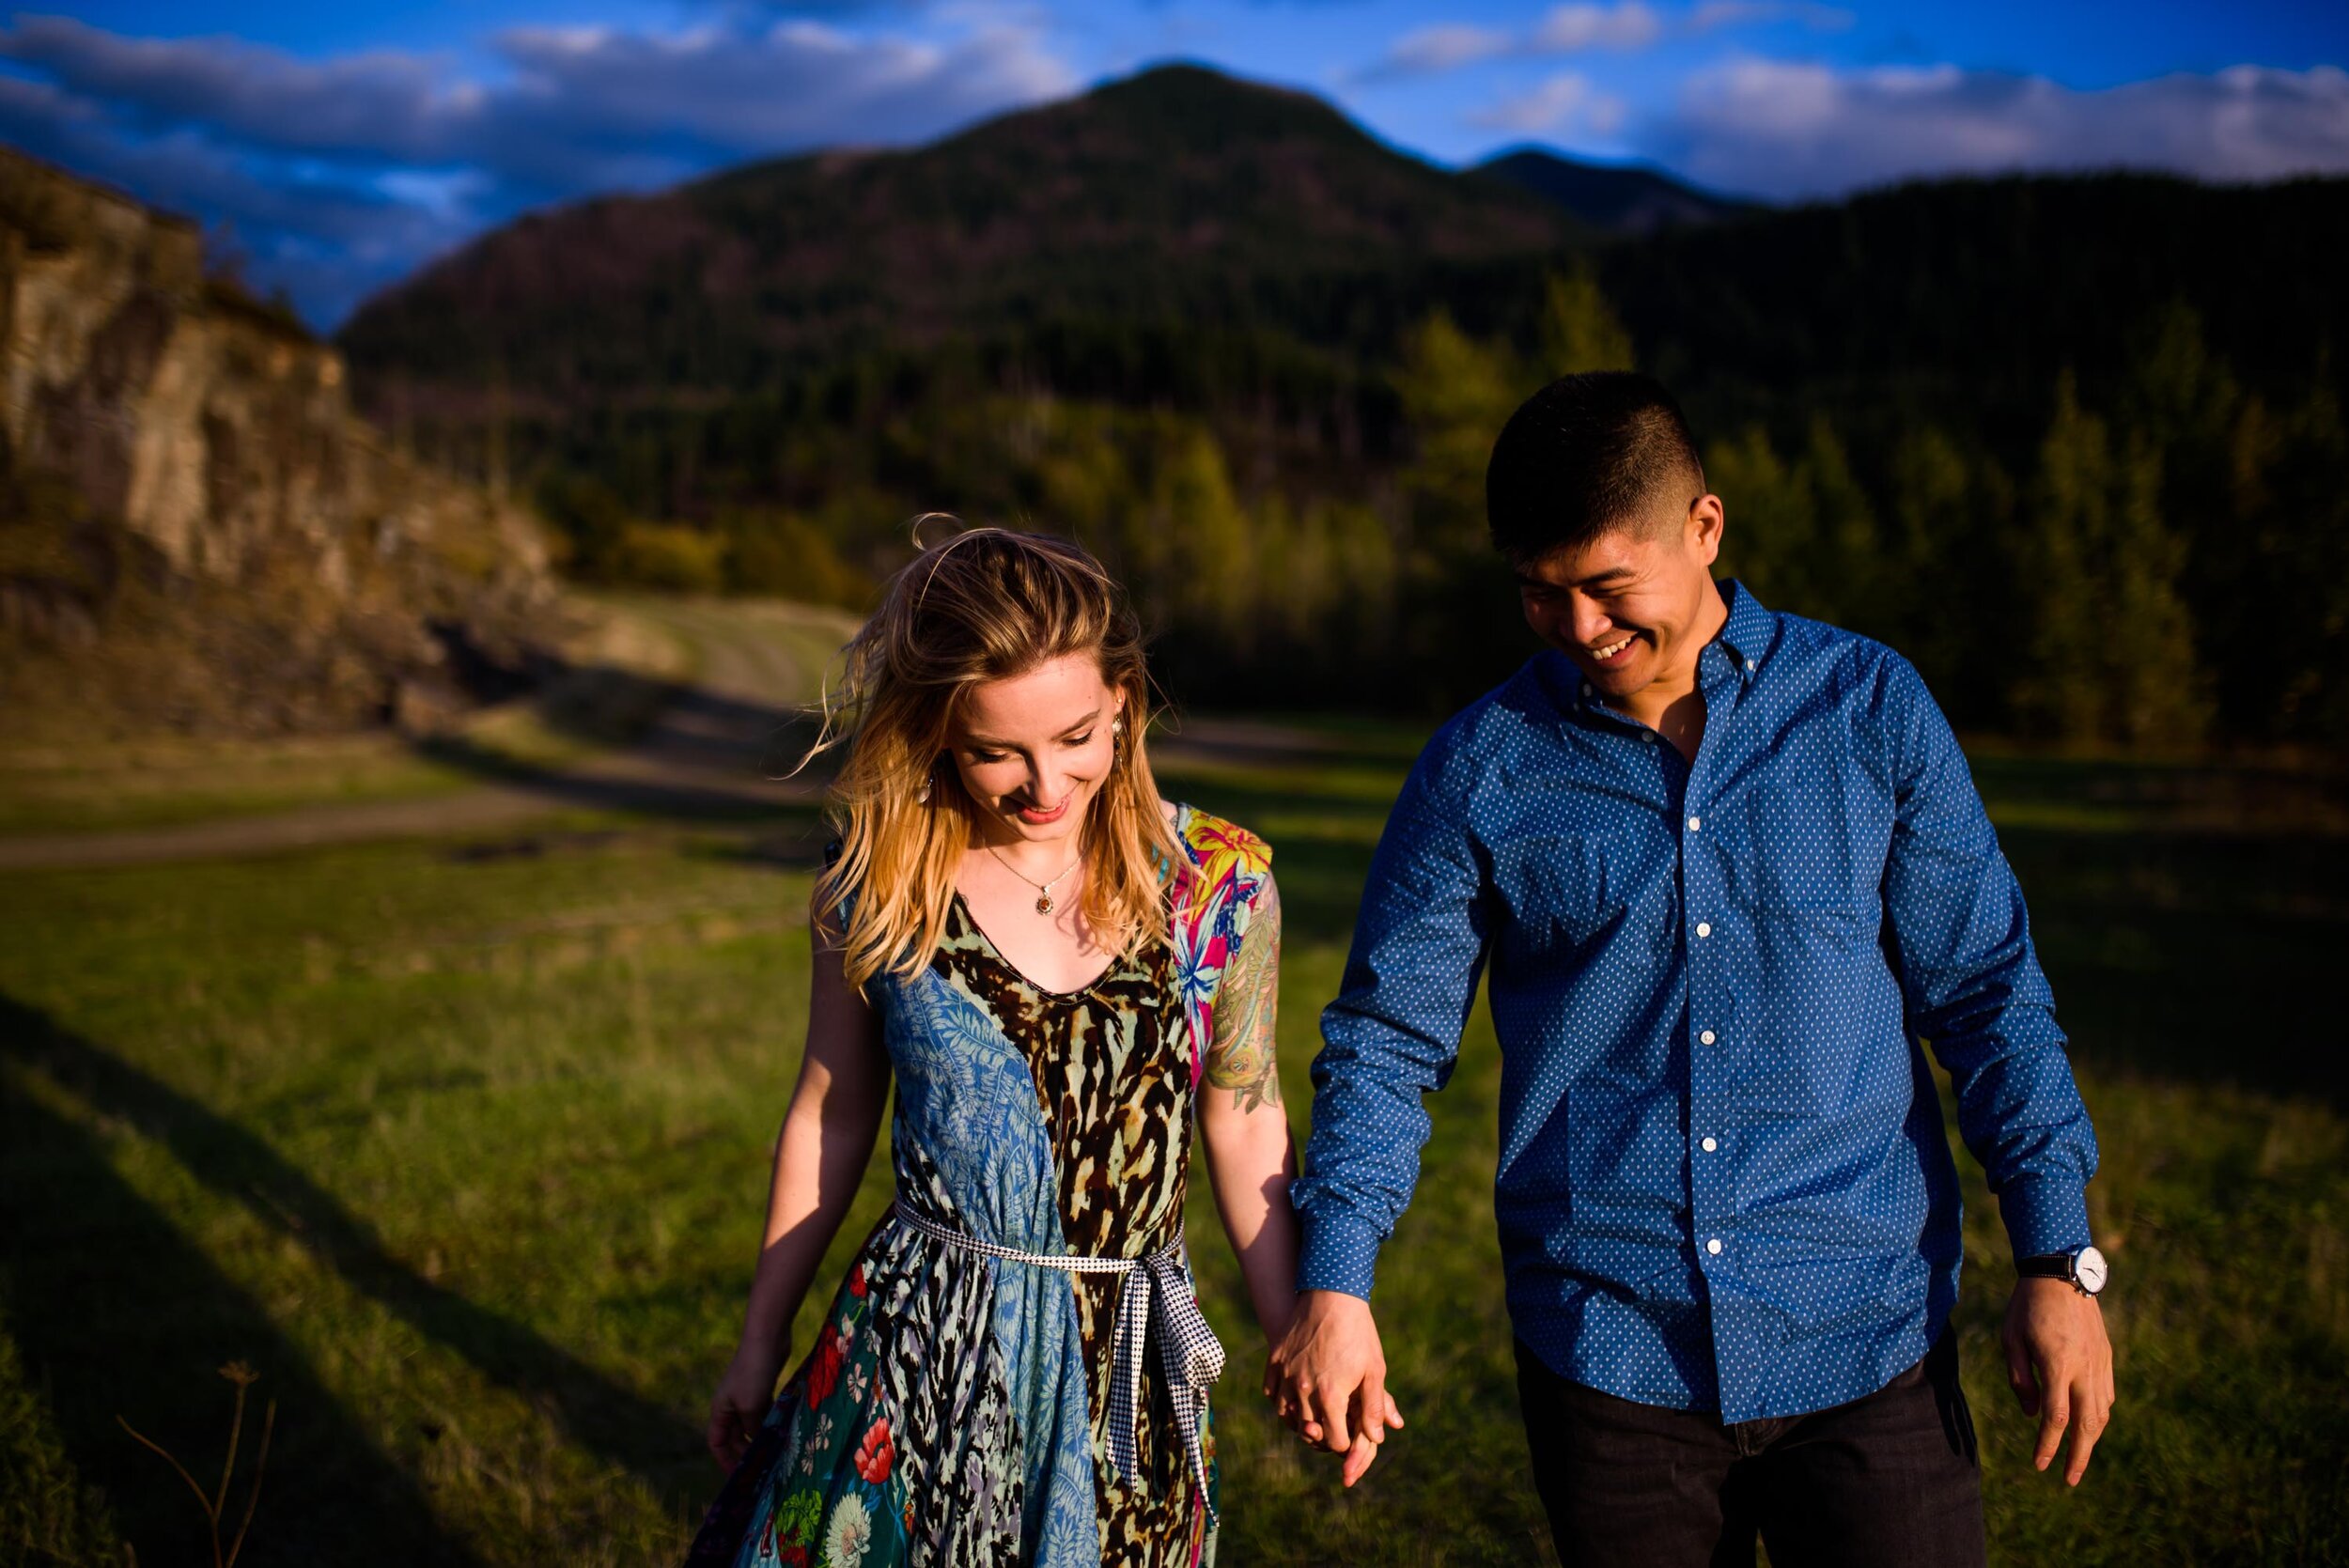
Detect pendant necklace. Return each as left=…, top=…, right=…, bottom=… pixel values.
left=988, top=845, right=1084, bottom=915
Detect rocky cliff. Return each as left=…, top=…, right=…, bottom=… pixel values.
left=0, top=148, right=554, bottom=737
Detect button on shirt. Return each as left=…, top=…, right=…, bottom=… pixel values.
left=1292, top=580, right=2099, bottom=1422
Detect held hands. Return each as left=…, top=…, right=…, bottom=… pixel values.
left=1263, top=1289, right=1408, bottom=1486
left=706, top=1332, right=788, bottom=1470
left=2003, top=1277, right=2116, bottom=1486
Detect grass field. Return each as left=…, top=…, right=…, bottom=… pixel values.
left=3, top=714, right=2346, bottom=1564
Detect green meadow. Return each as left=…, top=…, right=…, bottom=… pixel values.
left=3, top=718, right=2345, bottom=1565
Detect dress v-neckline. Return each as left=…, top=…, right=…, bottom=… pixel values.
left=951, top=889, right=1123, bottom=1000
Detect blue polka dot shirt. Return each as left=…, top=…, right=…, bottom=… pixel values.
left=1293, top=579, right=2100, bottom=1422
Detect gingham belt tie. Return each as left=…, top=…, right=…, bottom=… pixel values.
left=889, top=1199, right=1223, bottom=1521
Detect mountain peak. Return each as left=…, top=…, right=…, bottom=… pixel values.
left=1084, top=59, right=1354, bottom=123
left=953, top=57, right=1437, bottom=169
left=341, top=62, right=1573, bottom=388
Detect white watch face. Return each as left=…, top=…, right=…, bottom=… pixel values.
left=2075, top=1246, right=2108, bottom=1294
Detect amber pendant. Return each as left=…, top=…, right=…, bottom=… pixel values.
left=1035, top=894, right=1054, bottom=915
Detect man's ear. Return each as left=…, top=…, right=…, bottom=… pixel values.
left=1689, top=494, right=1726, bottom=566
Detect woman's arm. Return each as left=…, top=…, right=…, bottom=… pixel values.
left=1196, top=872, right=1302, bottom=1344
left=707, top=897, right=891, bottom=1467
left=1198, top=869, right=1404, bottom=1484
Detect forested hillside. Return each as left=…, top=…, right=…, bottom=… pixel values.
left=1477, top=147, right=1750, bottom=233
left=335, top=63, right=2349, bottom=748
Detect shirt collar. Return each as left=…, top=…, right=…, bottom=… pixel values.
left=1713, top=577, right=1777, bottom=677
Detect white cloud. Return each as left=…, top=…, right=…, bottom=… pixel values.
left=1380, top=23, right=1514, bottom=76
left=1649, top=57, right=2349, bottom=199
left=1364, top=0, right=1847, bottom=83
left=0, top=79, right=443, bottom=250
left=1361, top=0, right=1666, bottom=81
left=1531, top=2, right=1663, bottom=54
left=0, top=9, right=1074, bottom=322
left=0, top=13, right=1073, bottom=193
left=1686, top=1, right=1853, bottom=35
left=1470, top=72, right=1627, bottom=135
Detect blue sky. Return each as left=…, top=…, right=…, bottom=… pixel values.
left=6, top=2, right=2343, bottom=326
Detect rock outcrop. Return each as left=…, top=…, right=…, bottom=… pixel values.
left=0, top=148, right=554, bottom=737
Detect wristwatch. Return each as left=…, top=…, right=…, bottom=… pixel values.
left=2017, top=1245, right=2108, bottom=1296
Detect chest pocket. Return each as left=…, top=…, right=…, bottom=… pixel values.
left=1735, top=760, right=1892, bottom=920
left=1490, top=831, right=1644, bottom=961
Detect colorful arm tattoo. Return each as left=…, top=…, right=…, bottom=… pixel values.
left=1204, top=873, right=1283, bottom=1112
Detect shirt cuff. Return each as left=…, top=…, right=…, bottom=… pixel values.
left=1997, top=1175, right=2092, bottom=1262
left=1294, top=1203, right=1385, bottom=1301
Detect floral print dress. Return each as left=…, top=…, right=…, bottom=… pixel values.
left=683, top=804, right=1274, bottom=1568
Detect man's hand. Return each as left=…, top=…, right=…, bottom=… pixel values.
left=1264, top=1289, right=1407, bottom=1486
left=2002, top=1276, right=2115, bottom=1485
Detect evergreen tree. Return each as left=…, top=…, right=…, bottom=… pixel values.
left=2014, top=373, right=2206, bottom=744
left=1392, top=310, right=1537, bottom=704
left=2223, top=378, right=2349, bottom=742
left=1798, top=417, right=1881, bottom=633
left=1706, top=426, right=1817, bottom=612
left=1538, top=263, right=1635, bottom=378
left=2104, top=430, right=2208, bottom=745
left=1394, top=310, right=1523, bottom=546
left=2014, top=374, right=2117, bottom=740
left=1147, top=425, right=1252, bottom=643
left=1885, top=426, right=2005, bottom=722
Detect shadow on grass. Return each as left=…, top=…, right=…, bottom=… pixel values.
left=0, top=1017, right=490, bottom=1562
left=0, top=996, right=708, bottom=1527
left=2000, top=823, right=2349, bottom=1110
left=407, top=649, right=840, bottom=829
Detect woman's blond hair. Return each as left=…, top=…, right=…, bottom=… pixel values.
left=810, top=524, right=1179, bottom=989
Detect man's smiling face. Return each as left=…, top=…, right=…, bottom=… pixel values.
left=1515, top=490, right=1725, bottom=703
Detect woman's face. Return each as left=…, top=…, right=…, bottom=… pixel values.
left=944, top=653, right=1124, bottom=846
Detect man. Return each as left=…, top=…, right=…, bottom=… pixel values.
left=1266, top=373, right=2114, bottom=1564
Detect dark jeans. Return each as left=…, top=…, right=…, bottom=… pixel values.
left=1514, top=1330, right=1986, bottom=1568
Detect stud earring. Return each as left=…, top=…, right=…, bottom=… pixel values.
left=916, top=765, right=933, bottom=805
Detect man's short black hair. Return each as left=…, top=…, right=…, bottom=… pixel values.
left=1486, top=371, right=1706, bottom=566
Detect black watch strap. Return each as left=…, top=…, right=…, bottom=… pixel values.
left=2018, top=1246, right=2108, bottom=1296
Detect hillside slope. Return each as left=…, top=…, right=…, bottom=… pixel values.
left=1476, top=147, right=1752, bottom=232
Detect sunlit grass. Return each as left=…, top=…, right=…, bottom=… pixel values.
left=0, top=730, right=487, bottom=835
left=2, top=727, right=2344, bottom=1564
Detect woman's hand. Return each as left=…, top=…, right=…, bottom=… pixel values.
left=706, top=1334, right=788, bottom=1470
left=708, top=908, right=890, bottom=1471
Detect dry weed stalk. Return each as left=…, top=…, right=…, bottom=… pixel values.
left=116, top=1359, right=276, bottom=1568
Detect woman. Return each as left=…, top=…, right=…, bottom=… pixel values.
left=685, top=527, right=1299, bottom=1566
